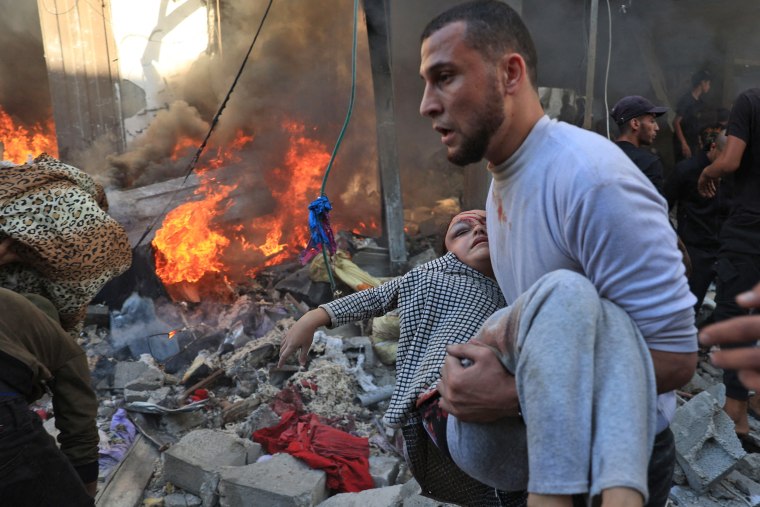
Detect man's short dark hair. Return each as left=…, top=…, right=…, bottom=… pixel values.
left=691, top=69, right=711, bottom=88
left=421, top=0, right=538, bottom=89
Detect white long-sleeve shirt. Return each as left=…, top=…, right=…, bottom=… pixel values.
left=487, top=116, right=697, bottom=430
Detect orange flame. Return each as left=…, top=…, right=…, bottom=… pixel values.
left=242, top=120, right=331, bottom=269
left=0, top=107, right=58, bottom=164
left=152, top=180, right=235, bottom=284
left=152, top=121, right=378, bottom=293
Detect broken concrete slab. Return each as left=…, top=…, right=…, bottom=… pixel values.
left=234, top=404, right=281, bottom=439
left=724, top=471, right=760, bottom=507
left=164, top=492, right=203, bottom=507
left=163, top=429, right=262, bottom=497
left=218, top=453, right=327, bottom=507
left=124, top=389, right=150, bottom=403
left=316, top=484, right=404, bottom=506
left=369, top=455, right=401, bottom=488
left=113, top=361, right=151, bottom=389
left=736, top=453, right=760, bottom=482
left=669, top=485, right=738, bottom=507
left=671, top=388, right=747, bottom=493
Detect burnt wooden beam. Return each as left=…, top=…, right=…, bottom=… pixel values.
left=363, top=0, right=407, bottom=274
left=94, top=434, right=158, bottom=507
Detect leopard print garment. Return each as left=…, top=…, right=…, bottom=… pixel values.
left=0, top=154, right=132, bottom=333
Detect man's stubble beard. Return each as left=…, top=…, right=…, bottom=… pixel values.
left=448, top=81, right=505, bottom=167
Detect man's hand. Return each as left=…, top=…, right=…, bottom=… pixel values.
left=277, top=308, right=330, bottom=368
left=437, top=342, right=520, bottom=422
left=700, top=282, right=760, bottom=392
left=0, top=237, right=20, bottom=266
left=698, top=169, right=719, bottom=198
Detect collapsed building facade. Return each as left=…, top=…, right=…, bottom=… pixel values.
left=2, top=0, right=760, bottom=506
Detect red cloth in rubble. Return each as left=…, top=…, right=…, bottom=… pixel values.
left=253, top=410, right=374, bottom=493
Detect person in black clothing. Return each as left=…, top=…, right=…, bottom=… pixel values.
left=698, top=87, right=760, bottom=444
left=673, top=70, right=711, bottom=163
left=611, top=95, right=668, bottom=195
left=664, top=129, right=731, bottom=313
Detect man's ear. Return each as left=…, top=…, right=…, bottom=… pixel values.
left=630, top=118, right=640, bottom=131
left=500, top=53, right=527, bottom=94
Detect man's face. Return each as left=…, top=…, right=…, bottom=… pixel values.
left=636, top=114, right=660, bottom=146
left=701, top=80, right=711, bottom=94
left=444, top=210, right=493, bottom=277
left=419, top=22, right=505, bottom=166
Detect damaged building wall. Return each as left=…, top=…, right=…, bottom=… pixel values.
left=36, top=0, right=124, bottom=161
left=109, top=0, right=211, bottom=145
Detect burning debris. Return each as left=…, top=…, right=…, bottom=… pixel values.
left=75, top=255, right=413, bottom=506
left=0, top=106, right=57, bottom=164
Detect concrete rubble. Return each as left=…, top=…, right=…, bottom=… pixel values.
left=669, top=358, right=760, bottom=506
left=671, top=386, right=746, bottom=493
left=31, top=232, right=758, bottom=507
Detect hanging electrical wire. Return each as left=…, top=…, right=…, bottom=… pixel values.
left=300, top=0, right=360, bottom=294
left=135, top=0, right=275, bottom=247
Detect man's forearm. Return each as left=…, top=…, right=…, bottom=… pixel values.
left=650, top=349, right=697, bottom=393
left=673, top=117, right=687, bottom=145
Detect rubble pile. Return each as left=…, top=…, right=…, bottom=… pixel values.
left=668, top=354, right=760, bottom=507
left=34, top=209, right=459, bottom=507
left=28, top=208, right=760, bottom=507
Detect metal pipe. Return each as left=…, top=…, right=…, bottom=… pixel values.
left=583, top=0, right=600, bottom=130
left=356, top=385, right=394, bottom=407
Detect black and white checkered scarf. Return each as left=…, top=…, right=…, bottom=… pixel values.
left=321, top=252, right=506, bottom=427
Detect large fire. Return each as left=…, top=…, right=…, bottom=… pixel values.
left=152, top=179, right=234, bottom=285
left=0, top=107, right=58, bottom=163
left=152, top=121, right=374, bottom=295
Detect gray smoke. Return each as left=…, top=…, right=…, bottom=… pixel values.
left=0, top=1, right=51, bottom=124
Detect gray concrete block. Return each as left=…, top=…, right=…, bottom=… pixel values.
left=399, top=478, right=422, bottom=499
left=113, top=361, right=150, bottom=389
left=705, top=383, right=726, bottom=407
left=726, top=471, right=760, bottom=506
left=162, top=411, right=207, bottom=435
left=669, top=485, right=729, bottom=507
left=671, top=389, right=747, bottom=493
left=164, top=492, right=203, bottom=507
left=148, top=386, right=172, bottom=404
left=369, top=455, right=401, bottom=488
left=317, top=485, right=403, bottom=507
left=124, top=389, right=150, bottom=402
left=218, top=453, right=327, bottom=507
left=234, top=404, right=282, bottom=439
left=125, top=367, right=165, bottom=391
left=163, top=429, right=262, bottom=496
left=736, top=453, right=760, bottom=482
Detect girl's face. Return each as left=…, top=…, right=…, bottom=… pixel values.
left=444, top=210, right=493, bottom=277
